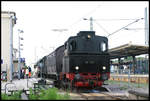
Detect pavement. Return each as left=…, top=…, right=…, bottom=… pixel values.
left=1, top=77, right=41, bottom=94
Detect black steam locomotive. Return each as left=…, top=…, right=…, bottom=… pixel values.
left=36, top=31, right=110, bottom=88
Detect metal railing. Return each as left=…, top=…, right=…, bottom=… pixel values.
left=109, top=69, right=149, bottom=90
left=110, top=68, right=149, bottom=75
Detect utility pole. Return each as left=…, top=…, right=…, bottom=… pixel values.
left=18, top=29, right=24, bottom=80
left=83, top=17, right=94, bottom=31
left=18, top=30, right=21, bottom=80
left=10, top=15, right=13, bottom=82
left=144, top=7, right=149, bottom=79
left=145, top=7, right=149, bottom=45
left=90, top=17, right=93, bottom=31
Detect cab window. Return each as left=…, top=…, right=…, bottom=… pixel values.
left=65, top=42, right=67, bottom=49
left=69, top=40, right=76, bottom=51
left=101, top=41, right=106, bottom=52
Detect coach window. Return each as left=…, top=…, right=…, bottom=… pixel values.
left=101, top=41, right=106, bottom=52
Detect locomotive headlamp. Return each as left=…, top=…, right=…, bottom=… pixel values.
left=87, top=35, right=91, bottom=39
left=103, top=66, right=106, bottom=70
left=75, top=66, right=79, bottom=70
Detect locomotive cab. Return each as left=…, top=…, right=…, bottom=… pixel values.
left=64, top=31, right=108, bottom=55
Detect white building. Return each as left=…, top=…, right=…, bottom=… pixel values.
left=1, top=11, right=17, bottom=81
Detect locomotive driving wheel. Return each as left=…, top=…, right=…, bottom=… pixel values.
left=67, top=82, right=73, bottom=92
left=54, top=80, right=61, bottom=89
left=60, top=80, right=67, bottom=90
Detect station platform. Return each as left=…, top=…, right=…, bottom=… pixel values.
left=128, top=89, right=149, bottom=100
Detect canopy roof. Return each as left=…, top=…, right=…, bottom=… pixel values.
left=109, top=43, right=149, bottom=59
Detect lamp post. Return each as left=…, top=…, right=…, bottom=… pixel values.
left=18, top=29, right=24, bottom=80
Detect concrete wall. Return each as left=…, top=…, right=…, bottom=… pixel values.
left=1, top=11, right=17, bottom=81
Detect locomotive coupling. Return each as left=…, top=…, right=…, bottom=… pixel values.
left=75, top=73, right=81, bottom=80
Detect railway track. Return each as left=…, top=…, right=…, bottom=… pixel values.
left=69, top=91, right=127, bottom=100
left=59, top=86, right=128, bottom=100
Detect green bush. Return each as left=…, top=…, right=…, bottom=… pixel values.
left=1, top=87, right=70, bottom=100
left=29, top=88, right=38, bottom=100
left=29, top=87, right=70, bottom=100
left=1, top=91, right=22, bottom=100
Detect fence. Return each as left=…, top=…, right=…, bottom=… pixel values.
left=110, top=58, right=149, bottom=75
left=109, top=68, right=149, bottom=89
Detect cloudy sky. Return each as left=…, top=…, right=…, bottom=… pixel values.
left=2, top=1, right=149, bottom=67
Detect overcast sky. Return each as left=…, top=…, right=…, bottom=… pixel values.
left=2, top=1, right=149, bottom=67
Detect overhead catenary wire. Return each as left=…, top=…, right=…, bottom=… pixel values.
left=92, top=18, right=143, bottom=21
left=68, top=5, right=101, bottom=29
left=51, top=5, right=101, bottom=39
left=82, top=17, right=144, bottom=37
left=124, top=28, right=148, bottom=30
left=93, top=21, right=110, bottom=35
left=107, top=18, right=144, bottom=37
left=54, top=4, right=144, bottom=39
